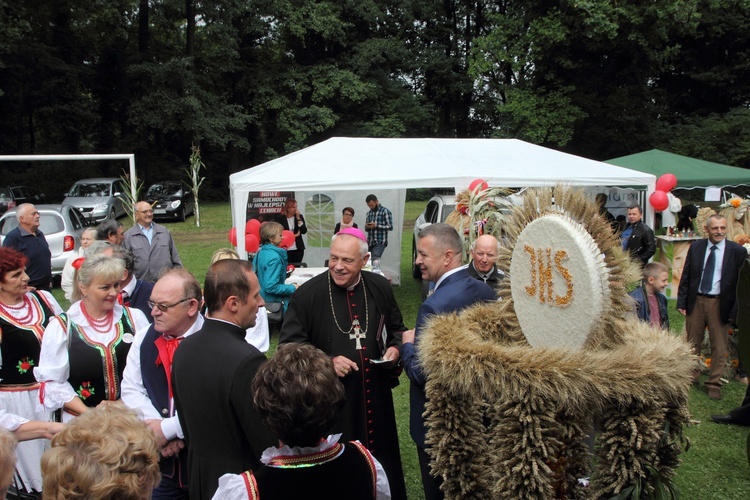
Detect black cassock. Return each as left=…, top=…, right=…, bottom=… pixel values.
left=280, top=271, right=408, bottom=500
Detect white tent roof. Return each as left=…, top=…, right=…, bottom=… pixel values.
left=230, top=137, right=656, bottom=191
left=229, top=137, right=656, bottom=283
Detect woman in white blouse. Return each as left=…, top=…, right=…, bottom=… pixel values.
left=35, top=254, right=149, bottom=422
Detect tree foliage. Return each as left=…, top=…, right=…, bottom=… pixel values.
left=0, top=0, right=747, bottom=200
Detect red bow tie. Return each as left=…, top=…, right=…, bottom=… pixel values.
left=154, top=335, right=183, bottom=398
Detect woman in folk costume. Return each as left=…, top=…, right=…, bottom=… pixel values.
left=35, top=254, right=149, bottom=422
left=213, top=342, right=390, bottom=499
left=0, top=247, right=63, bottom=495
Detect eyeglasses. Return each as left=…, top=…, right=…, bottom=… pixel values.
left=147, top=297, right=192, bottom=312
left=343, top=213, right=353, bottom=217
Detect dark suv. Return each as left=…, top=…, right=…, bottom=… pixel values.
left=0, top=186, right=46, bottom=215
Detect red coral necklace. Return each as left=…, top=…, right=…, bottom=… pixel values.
left=80, top=303, right=114, bottom=334
left=0, top=295, right=33, bottom=325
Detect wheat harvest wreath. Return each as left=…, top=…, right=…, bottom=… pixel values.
left=420, top=186, right=694, bottom=499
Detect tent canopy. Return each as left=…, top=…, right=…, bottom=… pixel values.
left=231, top=137, right=655, bottom=191
left=605, top=149, right=750, bottom=189
left=230, top=138, right=656, bottom=284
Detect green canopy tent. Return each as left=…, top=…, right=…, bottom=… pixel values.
left=605, top=149, right=750, bottom=189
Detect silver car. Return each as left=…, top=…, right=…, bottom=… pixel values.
left=63, top=177, right=126, bottom=223
left=0, top=204, right=89, bottom=278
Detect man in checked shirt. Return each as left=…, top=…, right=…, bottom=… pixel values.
left=364, top=194, right=394, bottom=263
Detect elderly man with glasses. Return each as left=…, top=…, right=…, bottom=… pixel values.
left=121, top=268, right=204, bottom=499
left=123, top=201, right=182, bottom=283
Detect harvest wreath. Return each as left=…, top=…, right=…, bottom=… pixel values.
left=419, top=186, right=694, bottom=499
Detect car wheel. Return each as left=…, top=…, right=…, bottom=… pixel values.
left=177, top=206, right=186, bottom=222
left=412, top=238, right=422, bottom=280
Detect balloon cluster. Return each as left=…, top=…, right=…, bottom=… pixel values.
left=649, top=173, right=677, bottom=212
left=227, top=218, right=295, bottom=253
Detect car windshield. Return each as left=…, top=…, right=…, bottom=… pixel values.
left=441, top=205, right=456, bottom=222
left=69, top=183, right=110, bottom=197
left=147, top=183, right=182, bottom=198
left=0, top=188, right=9, bottom=200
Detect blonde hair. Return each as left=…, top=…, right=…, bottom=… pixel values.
left=41, top=402, right=160, bottom=500
left=260, top=221, right=283, bottom=245
left=73, top=254, right=125, bottom=302
left=0, top=429, right=16, bottom=498
left=642, top=261, right=668, bottom=280
left=210, top=247, right=240, bottom=264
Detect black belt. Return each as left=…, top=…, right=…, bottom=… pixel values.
left=697, top=293, right=719, bottom=299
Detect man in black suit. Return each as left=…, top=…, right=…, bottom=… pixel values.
left=677, top=214, right=748, bottom=400
left=172, top=259, right=273, bottom=499
left=402, top=223, right=495, bottom=499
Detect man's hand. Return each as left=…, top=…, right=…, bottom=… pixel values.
left=382, top=346, right=400, bottom=362
left=160, top=439, right=185, bottom=458
left=145, top=419, right=168, bottom=449
left=401, top=329, right=415, bottom=344
left=333, top=356, right=358, bottom=378
left=678, top=309, right=686, bottom=316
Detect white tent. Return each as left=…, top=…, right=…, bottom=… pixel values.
left=230, top=137, right=656, bottom=284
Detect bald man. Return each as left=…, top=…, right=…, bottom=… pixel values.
left=123, top=201, right=182, bottom=283
left=2, top=204, right=52, bottom=289
left=467, top=234, right=504, bottom=289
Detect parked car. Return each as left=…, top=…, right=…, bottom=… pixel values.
left=145, top=181, right=195, bottom=222
left=0, top=204, right=89, bottom=278
left=412, top=190, right=525, bottom=279
left=412, top=194, right=456, bottom=278
left=0, top=186, right=46, bottom=215
left=62, top=178, right=126, bottom=223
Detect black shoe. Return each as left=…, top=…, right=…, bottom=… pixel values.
left=711, top=414, right=745, bottom=426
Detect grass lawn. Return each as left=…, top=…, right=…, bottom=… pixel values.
left=50, top=201, right=750, bottom=499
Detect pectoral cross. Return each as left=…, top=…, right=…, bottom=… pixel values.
left=349, top=319, right=366, bottom=350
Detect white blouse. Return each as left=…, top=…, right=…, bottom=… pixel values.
left=34, top=301, right=149, bottom=413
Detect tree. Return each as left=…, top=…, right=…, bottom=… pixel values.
left=187, top=144, right=206, bottom=227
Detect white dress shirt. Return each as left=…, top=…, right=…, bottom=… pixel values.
left=121, top=314, right=205, bottom=440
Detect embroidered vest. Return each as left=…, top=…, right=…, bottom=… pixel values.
left=140, top=325, right=189, bottom=483
left=0, top=292, right=55, bottom=386
left=60, top=308, right=136, bottom=408
left=242, top=442, right=377, bottom=499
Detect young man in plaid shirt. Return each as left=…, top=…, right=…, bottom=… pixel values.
left=364, top=194, right=393, bottom=261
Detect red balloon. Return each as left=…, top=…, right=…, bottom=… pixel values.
left=245, top=233, right=260, bottom=253
left=228, top=227, right=237, bottom=246
left=649, top=190, right=670, bottom=212
left=245, top=218, right=261, bottom=237
left=280, top=230, right=296, bottom=249
left=469, top=178, right=488, bottom=193
left=655, top=173, right=677, bottom=192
